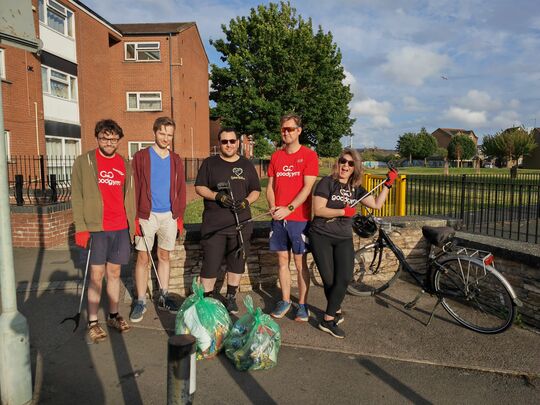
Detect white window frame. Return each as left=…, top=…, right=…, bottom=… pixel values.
left=0, top=49, right=5, bottom=80
left=124, top=42, right=161, bottom=62
left=128, top=141, right=155, bottom=159
left=126, top=92, right=162, bottom=112
left=4, top=131, right=11, bottom=161
left=45, top=136, right=81, bottom=178
left=41, top=65, right=78, bottom=102
left=39, top=0, right=75, bottom=38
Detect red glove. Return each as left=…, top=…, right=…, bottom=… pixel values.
left=75, top=231, right=90, bottom=248
left=343, top=205, right=356, bottom=217
left=134, top=218, right=142, bottom=237
left=384, top=168, right=399, bottom=188
left=177, top=217, right=184, bottom=235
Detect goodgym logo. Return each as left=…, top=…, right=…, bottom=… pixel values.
left=276, top=164, right=300, bottom=178
left=99, top=170, right=122, bottom=186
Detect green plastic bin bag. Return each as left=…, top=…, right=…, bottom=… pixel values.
left=175, top=278, right=232, bottom=360
left=224, top=295, right=281, bottom=371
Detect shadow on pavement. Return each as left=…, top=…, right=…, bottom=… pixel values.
left=358, top=358, right=433, bottom=405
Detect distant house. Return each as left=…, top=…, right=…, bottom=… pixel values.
left=431, top=128, right=478, bottom=149
left=522, top=128, right=540, bottom=169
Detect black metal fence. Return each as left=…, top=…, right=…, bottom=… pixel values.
left=406, top=173, right=540, bottom=243
left=8, top=155, right=270, bottom=206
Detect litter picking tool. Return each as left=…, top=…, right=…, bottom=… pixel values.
left=60, top=238, right=92, bottom=332
left=217, top=181, right=246, bottom=259
left=140, top=226, right=163, bottom=299
left=350, top=162, right=397, bottom=208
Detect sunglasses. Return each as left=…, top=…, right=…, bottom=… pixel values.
left=220, top=139, right=237, bottom=145
left=339, top=157, right=355, bottom=167
left=281, top=126, right=299, bottom=133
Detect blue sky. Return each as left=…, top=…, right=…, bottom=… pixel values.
left=85, top=0, right=540, bottom=150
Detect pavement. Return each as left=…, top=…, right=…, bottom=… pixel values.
left=1, top=246, right=540, bottom=404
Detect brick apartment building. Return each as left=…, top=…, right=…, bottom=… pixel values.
left=1, top=0, right=209, bottom=247
left=431, top=128, right=478, bottom=149
left=1, top=0, right=209, bottom=163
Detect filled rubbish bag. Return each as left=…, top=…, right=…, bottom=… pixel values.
left=175, top=279, right=231, bottom=359
left=224, top=295, right=281, bottom=371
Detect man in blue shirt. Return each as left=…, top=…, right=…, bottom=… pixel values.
left=130, top=117, right=186, bottom=322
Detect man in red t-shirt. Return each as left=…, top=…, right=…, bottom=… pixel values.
left=72, top=119, right=136, bottom=344
left=266, top=113, right=319, bottom=321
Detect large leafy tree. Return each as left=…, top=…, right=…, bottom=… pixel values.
left=210, top=1, right=354, bottom=157
left=448, top=134, right=476, bottom=160
left=396, top=128, right=437, bottom=161
left=481, top=127, right=537, bottom=167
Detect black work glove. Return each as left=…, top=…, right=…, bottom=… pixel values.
left=215, top=191, right=234, bottom=208
left=233, top=198, right=249, bottom=210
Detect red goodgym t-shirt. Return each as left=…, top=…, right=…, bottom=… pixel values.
left=268, top=145, right=319, bottom=221
left=96, top=150, right=128, bottom=231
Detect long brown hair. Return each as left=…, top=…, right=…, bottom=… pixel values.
left=331, top=148, right=363, bottom=187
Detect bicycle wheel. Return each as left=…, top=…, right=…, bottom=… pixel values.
left=347, top=243, right=402, bottom=296
left=433, top=256, right=516, bottom=334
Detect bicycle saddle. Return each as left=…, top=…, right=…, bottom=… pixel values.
left=422, top=226, right=455, bottom=247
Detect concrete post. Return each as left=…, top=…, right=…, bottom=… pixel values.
left=0, top=70, right=33, bottom=405
left=167, top=334, right=196, bottom=405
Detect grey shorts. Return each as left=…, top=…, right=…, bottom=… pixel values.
left=89, top=229, right=131, bottom=265
left=135, top=211, right=177, bottom=252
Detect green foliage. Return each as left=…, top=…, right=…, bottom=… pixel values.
left=433, top=147, right=448, bottom=159
left=210, top=1, right=354, bottom=157
left=448, top=134, right=476, bottom=160
left=396, top=128, right=437, bottom=160
left=481, top=127, right=538, bottom=165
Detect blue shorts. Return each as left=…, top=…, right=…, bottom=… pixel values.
left=89, top=229, right=131, bottom=265
left=269, top=220, right=310, bottom=254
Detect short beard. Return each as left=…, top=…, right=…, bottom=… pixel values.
left=98, top=145, right=116, bottom=157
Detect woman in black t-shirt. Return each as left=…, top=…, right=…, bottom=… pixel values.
left=309, top=148, right=397, bottom=338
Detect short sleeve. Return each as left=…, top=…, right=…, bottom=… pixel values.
left=246, top=160, right=261, bottom=192
left=267, top=153, right=276, bottom=177
left=313, top=176, right=333, bottom=199
left=194, top=158, right=209, bottom=187
left=304, top=148, right=319, bottom=177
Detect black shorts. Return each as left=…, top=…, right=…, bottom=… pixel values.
left=89, top=229, right=131, bottom=265
left=200, top=223, right=252, bottom=278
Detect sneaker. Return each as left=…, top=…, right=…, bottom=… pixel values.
left=335, top=312, right=344, bottom=325
left=87, top=322, right=107, bottom=344
left=107, top=316, right=131, bottom=333
left=130, top=301, right=147, bottom=323
left=319, top=319, right=345, bottom=339
left=158, top=293, right=180, bottom=314
left=225, top=294, right=239, bottom=314
left=295, top=304, right=310, bottom=322
left=271, top=300, right=292, bottom=319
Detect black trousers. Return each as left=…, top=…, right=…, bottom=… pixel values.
left=309, top=231, right=354, bottom=317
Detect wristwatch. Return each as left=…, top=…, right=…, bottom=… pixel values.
left=287, top=204, right=295, bottom=211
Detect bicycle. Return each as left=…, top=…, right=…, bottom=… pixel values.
left=345, top=215, right=521, bottom=334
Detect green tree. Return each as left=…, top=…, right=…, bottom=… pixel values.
left=481, top=127, right=537, bottom=167
left=210, top=1, right=354, bottom=157
left=416, top=127, right=438, bottom=159
left=396, top=132, right=417, bottom=162
left=448, top=134, right=476, bottom=161
left=396, top=128, right=437, bottom=161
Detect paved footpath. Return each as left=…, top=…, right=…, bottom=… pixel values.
left=1, top=247, right=539, bottom=404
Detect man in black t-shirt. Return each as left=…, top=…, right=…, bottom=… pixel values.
left=195, top=128, right=261, bottom=313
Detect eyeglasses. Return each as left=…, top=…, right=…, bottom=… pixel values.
left=98, top=137, right=120, bottom=145
left=220, top=139, right=237, bottom=145
left=339, top=157, right=355, bottom=167
left=281, top=126, right=299, bottom=134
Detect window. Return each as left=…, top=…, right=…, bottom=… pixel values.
left=0, top=49, right=5, bottom=80
left=42, top=66, right=78, bottom=102
left=39, top=0, right=75, bottom=38
left=4, top=131, right=10, bottom=158
left=126, top=92, right=162, bottom=111
left=125, top=42, right=161, bottom=61
left=45, top=136, right=80, bottom=179
left=128, top=141, right=154, bottom=159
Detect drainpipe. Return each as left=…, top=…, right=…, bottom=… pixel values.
left=34, top=102, right=40, bottom=155
left=169, top=33, right=174, bottom=152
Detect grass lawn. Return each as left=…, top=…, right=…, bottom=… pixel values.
left=184, top=164, right=540, bottom=224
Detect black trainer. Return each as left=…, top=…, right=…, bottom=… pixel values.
left=225, top=294, right=239, bottom=314
left=319, top=319, right=345, bottom=339
left=157, top=293, right=179, bottom=314
left=334, top=312, right=344, bottom=325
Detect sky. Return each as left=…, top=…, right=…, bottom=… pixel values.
left=84, top=0, right=540, bottom=150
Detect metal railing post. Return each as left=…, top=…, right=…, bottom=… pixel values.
left=15, top=174, right=24, bottom=206
left=396, top=175, right=406, bottom=216
left=167, top=334, right=196, bottom=405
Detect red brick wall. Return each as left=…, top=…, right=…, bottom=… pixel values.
left=11, top=203, right=73, bottom=248
left=1, top=3, right=45, bottom=156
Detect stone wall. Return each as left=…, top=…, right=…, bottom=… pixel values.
left=166, top=217, right=540, bottom=330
